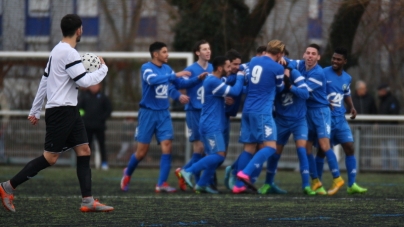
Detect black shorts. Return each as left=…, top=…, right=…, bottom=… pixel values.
left=44, top=106, right=88, bottom=153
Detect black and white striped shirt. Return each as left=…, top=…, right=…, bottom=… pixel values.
left=29, top=42, right=108, bottom=119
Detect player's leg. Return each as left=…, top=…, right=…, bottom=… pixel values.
left=290, top=118, right=314, bottom=194
left=155, top=140, right=176, bottom=193
left=317, top=137, right=344, bottom=195
left=94, top=128, right=108, bottom=170
left=74, top=144, right=113, bottom=212
left=0, top=150, right=54, bottom=212
left=306, top=111, right=326, bottom=194
left=237, top=115, right=277, bottom=191
left=259, top=117, right=289, bottom=194
left=155, top=110, right=176, bottom=193
left=67, top=108, right=113, bottom=212
left=258, top=144, right=286, bottom=195
left=178, top=111, right=203, bottom=186
left=180, top=133, right=225, bottom=193
left=121, top=108, right=154, bottom=191
left=315, top=147, right=326, bottom=181
left=233, top=113, right=256, bottom=193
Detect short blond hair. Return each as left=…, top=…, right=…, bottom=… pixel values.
left=266, top=40, right=285, bottom=55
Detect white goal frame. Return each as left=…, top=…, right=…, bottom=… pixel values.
left=0, top=51, right=194, bottom=67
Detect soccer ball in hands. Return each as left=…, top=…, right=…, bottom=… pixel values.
left=81, top=53, right=101, bottom=73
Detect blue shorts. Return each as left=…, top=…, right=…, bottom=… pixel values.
left=307, top=107, right=331, bottom=142
left=135, top=108, right=173, bottom=143
left=201, top=132, right=226, bottom=155
left=186, top=110, right=201, bottom=142
left=223, top=116, right=230, bottom=149
left=239, top=113, right=277, bottom=143
left=330, top=115, right=353, bottom=146
left=276, top=117, right=308, bottom=146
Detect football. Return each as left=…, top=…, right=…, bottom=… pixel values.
left=81, top=53, right=101, bottom=73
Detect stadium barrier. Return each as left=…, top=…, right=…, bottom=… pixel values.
left=0, top=111, right=403, bottom=172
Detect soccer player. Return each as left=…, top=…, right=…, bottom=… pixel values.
left=257, top=67, right=316, bottom=195
left=223, top=49, right=243, bottom=149
left=256, top=45, right=267, bottom=56
left=174, top=40, right=212, bottom=191
left=315, top=47, right=367, bottom=194
left=179, top=56, right=245, bottom=193
left=120, top=42, right=191, bottom=193
left=290, top=44, right=344, bottom=195
left=0, top=14, right=113, bottom=212
left=234, top=40, right=286, bottom=193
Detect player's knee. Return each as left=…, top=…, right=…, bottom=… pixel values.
left=343, top=143, right=354, bottom=156
left=44, top=154, right=59, bottom=165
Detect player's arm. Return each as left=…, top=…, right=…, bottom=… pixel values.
left=305, top=71, right=324, bottom=92
left=173, top=71, right=207, bottom=89
left=66, top=51, right=108, bottom=88
left=28, top=61, right=50, bottom=122
left=275, top=68, right=285, bottom=93
left=212, top=73, right=244, bottom=97
left=343, top=81, right=356, bottom=119
left=168, top=85, right=189, bottom=104
left=288, top=69, right=309, bottom=100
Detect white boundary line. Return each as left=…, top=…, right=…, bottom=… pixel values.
left=21, top=195, right=403, bottom=201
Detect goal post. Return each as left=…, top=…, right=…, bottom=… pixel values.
left=0, top=51, right=194, bottom=66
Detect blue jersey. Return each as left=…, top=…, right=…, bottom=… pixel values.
left=243, top=56, right=284, bottom=114
left=323, top=66, right=351, bottom=117
left=223, top=73, right=244, bottom=117
left=139, top=62, right=177, bottom=110
left=275, top=69, right=309, bottom=120
left=199, top=74, right=244, bottom=134
left=179, top=62, right=213, bottom=111
left=294, top=60, right=329, bottom=108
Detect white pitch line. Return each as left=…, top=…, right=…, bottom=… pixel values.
left=20, top=195, right=403, bottom=201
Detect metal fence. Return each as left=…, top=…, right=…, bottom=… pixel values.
left=0, top=111, right=403, bottom=172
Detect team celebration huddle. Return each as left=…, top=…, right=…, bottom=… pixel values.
left=120, top=38, right=368, bottom=196
left=0, top=13, right=367, bottom=214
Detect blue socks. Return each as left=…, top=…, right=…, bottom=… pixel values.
left=183, top=153, right=203, bottom=169
left=325, top=149, right=340, bottom=178
left=315, top=155, right=325, bottom=180
left=157, top=154, right=171, bottom=186
left=185, top=154, right=224, bottom=175
left=126, top=154, right=140, bottom=176
left=235, top=151, right=253, bottom=187
left=265, top=153, right=281, bottom=185
left=345, top=155, right=356, bottom=187
left=297, top=147, right=310, bottom=189
left=307, top=153, right=318, bottom=179
left=195, top=154, right=224, bottom=187
left=243, top=147, right=276, bottom=176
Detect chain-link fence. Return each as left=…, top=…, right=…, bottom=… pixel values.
left=1, top=112, right=403, bottom=172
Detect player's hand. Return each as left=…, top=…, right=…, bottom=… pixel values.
left=98, top=56, right=105, bottom=65
left=197, top=72, right=208, bottom=80
left=350, top=108, right=357, bottom=119
left=278, top=57, right=287, bottom=66
left=179, top=94, right=190, bottom=104
left=225, top=97, right=235, bottom=105
left=176, top=71, right=191, bottom=77
left=283, top=76, right=292, bottom=90
left=28, top=115, right=39, bottom=125
left=284, top=68, right=291, bottom=78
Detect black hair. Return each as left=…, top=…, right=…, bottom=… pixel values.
left=149, top=42, right=167, bottom=58
left=334, top=47, right=348, bottom=59
left=60, top=14, right=82, bottom=37
left=256, top=46, right=266, bottom=54
left=307, top=43, right=321, bottom=54
left=212, top=56, right=228, bottom=71
left=225, top=49, right=242, bottom=62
